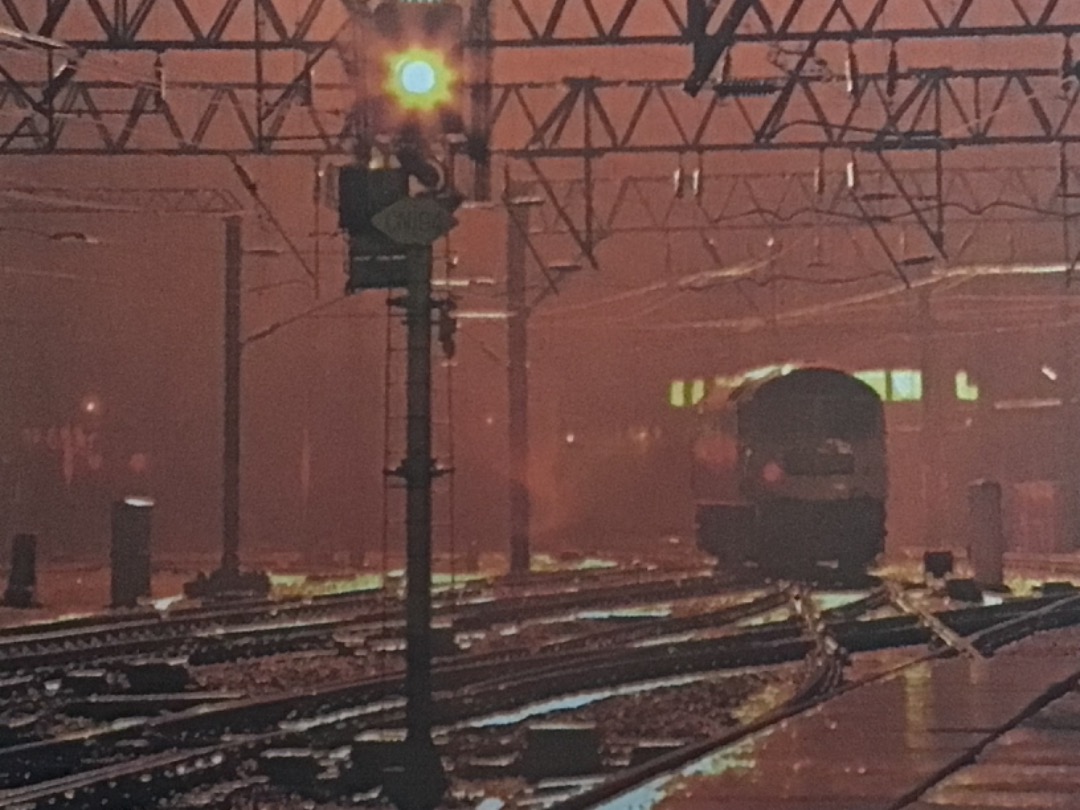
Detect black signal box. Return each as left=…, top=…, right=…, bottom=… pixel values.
left=339, top=165, right=412, bottom=293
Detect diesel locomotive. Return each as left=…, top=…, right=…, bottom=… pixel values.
left=693, top=367, right=887, bottom=580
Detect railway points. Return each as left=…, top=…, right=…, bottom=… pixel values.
left=576, top=597, right=1080, bottom=810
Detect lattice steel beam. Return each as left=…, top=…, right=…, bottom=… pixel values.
left=5, top=1, right=1080, bottom=50
left=494, top=69, right=1080, bottom=157
left=4, top=67, right=1080, bottom=156
left=527, top=164, right=1080, bottom=237
left=514, top=157, right=1080, bottom=285
left=4, top=1, right=1080, bottom=281
left=688, top=0, right=1080, bottom=95
left=0, top=185, right=243, bottom=213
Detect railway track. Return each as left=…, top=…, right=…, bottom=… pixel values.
left=6, top=586, right=1080, bottom=808
left=0, top=587, right=785, bottom=788
left=0, top=567, right=723, bottom=674
left=0, top=586, right=788, bottom=808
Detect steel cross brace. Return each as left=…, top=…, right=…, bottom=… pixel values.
left=527, top=163, right=1079, bottom=236
left=686, top=0, right=1080, bottom=94
left=0, top=185, right=243, bottom=213
left=4, top=67, right=1080, bottom=156
left=6, top=1, right=1080, bottom=50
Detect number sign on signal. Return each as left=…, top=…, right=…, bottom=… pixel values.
left=372, top=196, right=457, bottom=246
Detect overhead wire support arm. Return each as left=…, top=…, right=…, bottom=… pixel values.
left=227, top=156, right=319, bottom=296
left=685, top=0, right=759, bottom=97
left=242, top=295, right=349, bottom=348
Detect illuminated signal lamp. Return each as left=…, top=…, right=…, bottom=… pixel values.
left=386, top=46, right=457, bottom=112
left=369, top=1, right=464, bottom=132
left=384, top=46, right=458, bottom=113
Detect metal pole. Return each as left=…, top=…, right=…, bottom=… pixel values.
left=253, top=0, right=266, bottom=152
left=468, top=0, right=494, bottom=201
left=918, top=288, right=947, bottom=550
left=1064, top=316, right=1080, bottom=550
left=1060, top=147, right=1080, bottom=550
left=222, top=215, right=242, bottom=577
left=506, top=187, right=532, bottom=576
left=398, top=244, right=445, bottom=807
left=404, top=244, right=434, bottom=738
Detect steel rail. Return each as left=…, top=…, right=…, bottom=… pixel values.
left=550, top=591, right=1080, bottom=810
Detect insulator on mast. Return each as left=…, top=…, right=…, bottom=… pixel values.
left=814, top=152, right=826, bottom=196
left=845, top=45, right=859, bottom=96
left=154, top=53, right=166, bottom=110
left=673, top=165, right=685, bottom=198
left=1064, top=38, right=1078, bottom=84
left=846, top=157, right=859, bottom=190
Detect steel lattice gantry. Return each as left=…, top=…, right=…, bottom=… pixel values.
left=5, top=1, right=1080, bottom=273
left=4, top=69, right=1080, bottom=156
left=2, top=1, right=1080, bottom=155
left=4, top=1, right=1080, bottom=49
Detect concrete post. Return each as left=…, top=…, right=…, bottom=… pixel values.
left=3, top=533, right=36, bottom=608
left=968, top=480, right=1005, bottom=589
left=111, top=498, right=153, bottom=608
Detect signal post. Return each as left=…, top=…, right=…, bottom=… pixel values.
left=341, top=167, right=458, bottom=810
left=342, top=5, right=465, bottom=806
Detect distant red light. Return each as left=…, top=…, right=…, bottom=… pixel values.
left=693, top=435, right=737, bottom=470
left=762, top=461, right=785, bottom=485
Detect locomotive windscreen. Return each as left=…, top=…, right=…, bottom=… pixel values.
left=782, top=444, right=856, bottom=475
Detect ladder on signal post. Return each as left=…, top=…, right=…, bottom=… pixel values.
left=380, top=260, right=458, bottom=591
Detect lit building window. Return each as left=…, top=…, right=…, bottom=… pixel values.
left=669, top=381, right=687, bottom=409
left=890, top=370, right=922, bottom=402
left=690, top=379, right=707, bottom=406
left=855, top=370, right=888, bottom=400
left=956, top=370, right=980, bottom=402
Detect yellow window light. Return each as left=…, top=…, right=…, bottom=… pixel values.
left=956, top=370, right=980, bottom=402
left=890, top=369, right=923, bottom=402
left=690, top=379, right=707, bottom=406
left=669, top=381, right=687, bottom=409
left=855, top=369, right=888, bottom=400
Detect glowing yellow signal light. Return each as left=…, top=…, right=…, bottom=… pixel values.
left=384, top=47, right=457, bottom=112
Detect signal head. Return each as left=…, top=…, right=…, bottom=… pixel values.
left=384, top=46, right=458, bottom=113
